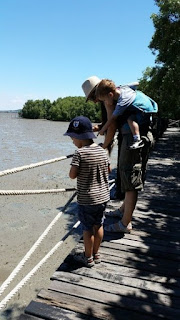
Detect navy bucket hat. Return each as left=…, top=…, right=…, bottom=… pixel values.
left=64, top=116, right=96, bottom=140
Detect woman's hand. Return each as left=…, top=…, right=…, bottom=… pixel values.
left=98, top=127, right=105, bottom=136
left=93, top=123, right=103, bottom=132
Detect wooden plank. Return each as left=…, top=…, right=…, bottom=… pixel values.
left=103, top=229, right=180, bottom=247
left=130, top=221, right=180, bottom=233
left=58, top=260, right=180, bottom=287
left=76, top=243, right=180, bottom=276
left=107, top=200, right=180, bottom=214
left=50, top=272, right=180, bottom=307
left=25, top=300, right=98, bottom=320
left=127, top=228, right=180, bottom=242
left=78, top=237, right=180, bottom=259
left=136, top=199, right=180, bottom=212
left=52, top=269, right=180, bottom=297
left=38, top=283, right=180, bottom=320
left=109, top=238, right=180, bottom=255
left=37, top=289, right=161, bottom=320
left=105, top=207, right=180, bottom=222
left=19, top=315, right=43, bottom=320
left=107, top=202, right=180, bottom=219
left=121, top=233, right=180, bottom=247
left=106, top=208, right=180, bottom=228
left=104, top=222, right=180, bottom=239
left=99, top=241, right=180, bottom=261
left=72, top=246, right=180, bottom=278
left=135, top=206, right=180, bottom=218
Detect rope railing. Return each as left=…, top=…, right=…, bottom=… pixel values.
left=0, top=188, right=76, bottom=195
left=0, top=151, right=115, bottom=195
left=0, top=191, right=77, bottom=298
left=0, top=139, right=117, bottom=309
left=0, top=181, right=115, bottom=196
left=0, top=135, right=118, bottom=178
left=0, top=180, right=116, bottom=308
left=0, top=154, right=73, bottom=177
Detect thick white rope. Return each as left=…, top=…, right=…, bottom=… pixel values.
left=0, top=181, right=115, bottom=307
left=0, top=191, right=77, bottom=297
left=0, top=135, right=118, bottom=179
left=0, top=188, right=76, bottom=195
left=0, top=154, right=73, bottom=177
left=0, top=182, right=114, bottom=196
left=0, top=220, right=81, bottom=310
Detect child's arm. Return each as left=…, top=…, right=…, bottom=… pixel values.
left=98, top=114, right=117, bottom=136
left=69, top=165, right=78, bottom=179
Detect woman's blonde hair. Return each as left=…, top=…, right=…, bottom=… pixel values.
left=96, top=79, right=116, bottom=99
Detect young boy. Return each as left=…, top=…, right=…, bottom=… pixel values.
left=96, top=79, right=158, bottom=150
left=64, top=115, right=110, bottom=267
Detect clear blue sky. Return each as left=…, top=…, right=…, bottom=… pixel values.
left=0, top=0, right=158, bottom=110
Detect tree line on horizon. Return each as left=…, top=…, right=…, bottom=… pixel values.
left=19, top=97, right=101, bottom=122
left=19, top=0, right=180, bottom=121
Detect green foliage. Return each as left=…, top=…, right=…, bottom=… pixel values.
left=139, top=0, right=180, bottom=119
left=20, top=96, right=101, bottom=122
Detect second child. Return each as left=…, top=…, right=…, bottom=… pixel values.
left=96, top=79, right=158, bottom=149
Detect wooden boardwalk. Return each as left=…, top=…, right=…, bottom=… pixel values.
left=20, top=128, right=180, bottom=320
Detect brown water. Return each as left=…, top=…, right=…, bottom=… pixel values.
left=0, top=112, right=117, bottom=171
left=0, top=113, right=74, bottom=171
left=0, top=113, right=118, bottom=318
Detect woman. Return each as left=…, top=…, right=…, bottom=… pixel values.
left=82, top=76, right=155, bottom=233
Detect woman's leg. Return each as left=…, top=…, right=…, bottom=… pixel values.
left=121, top=190, right=138, bottom=226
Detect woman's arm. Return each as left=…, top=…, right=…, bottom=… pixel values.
left=98, top=114, right=117, bottom=136
left=102, top=122, right=117, bottom=149
left=102, top=104, right=117, bottom=149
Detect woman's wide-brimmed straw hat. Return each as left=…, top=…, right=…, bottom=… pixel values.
left=82, top=76, right=101, bottom=101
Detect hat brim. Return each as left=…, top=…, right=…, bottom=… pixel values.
left=64, top=131, right=96, bottom=140
left=86, top=87, right=97, bottom=102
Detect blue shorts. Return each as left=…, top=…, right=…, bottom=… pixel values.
left=78, top=203, right=107, bottom=231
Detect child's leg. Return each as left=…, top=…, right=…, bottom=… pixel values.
left=127, top=118, right=140, bottom=139
left=93, top=225, right=104, bottom=255
left=83, top=230, right=94, bottom=257
left=127, top=118, right=144, bottom=150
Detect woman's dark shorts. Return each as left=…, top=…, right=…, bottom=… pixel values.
left=78, top=203, right=107, bottom=231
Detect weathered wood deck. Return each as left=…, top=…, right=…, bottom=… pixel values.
left=20, top=128, right=180, bottom=320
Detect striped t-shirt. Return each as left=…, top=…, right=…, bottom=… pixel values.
left=71, top=143, right=110, bottom=205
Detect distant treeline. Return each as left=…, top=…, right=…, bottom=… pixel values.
left=19, top=97, right=102, bottom=122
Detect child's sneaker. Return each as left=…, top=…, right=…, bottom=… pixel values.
left=128, top=139, right=144, bottom=150
left=74, top=252, right=95, bottom=268
left=94, top=253, right=101, bottom=264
